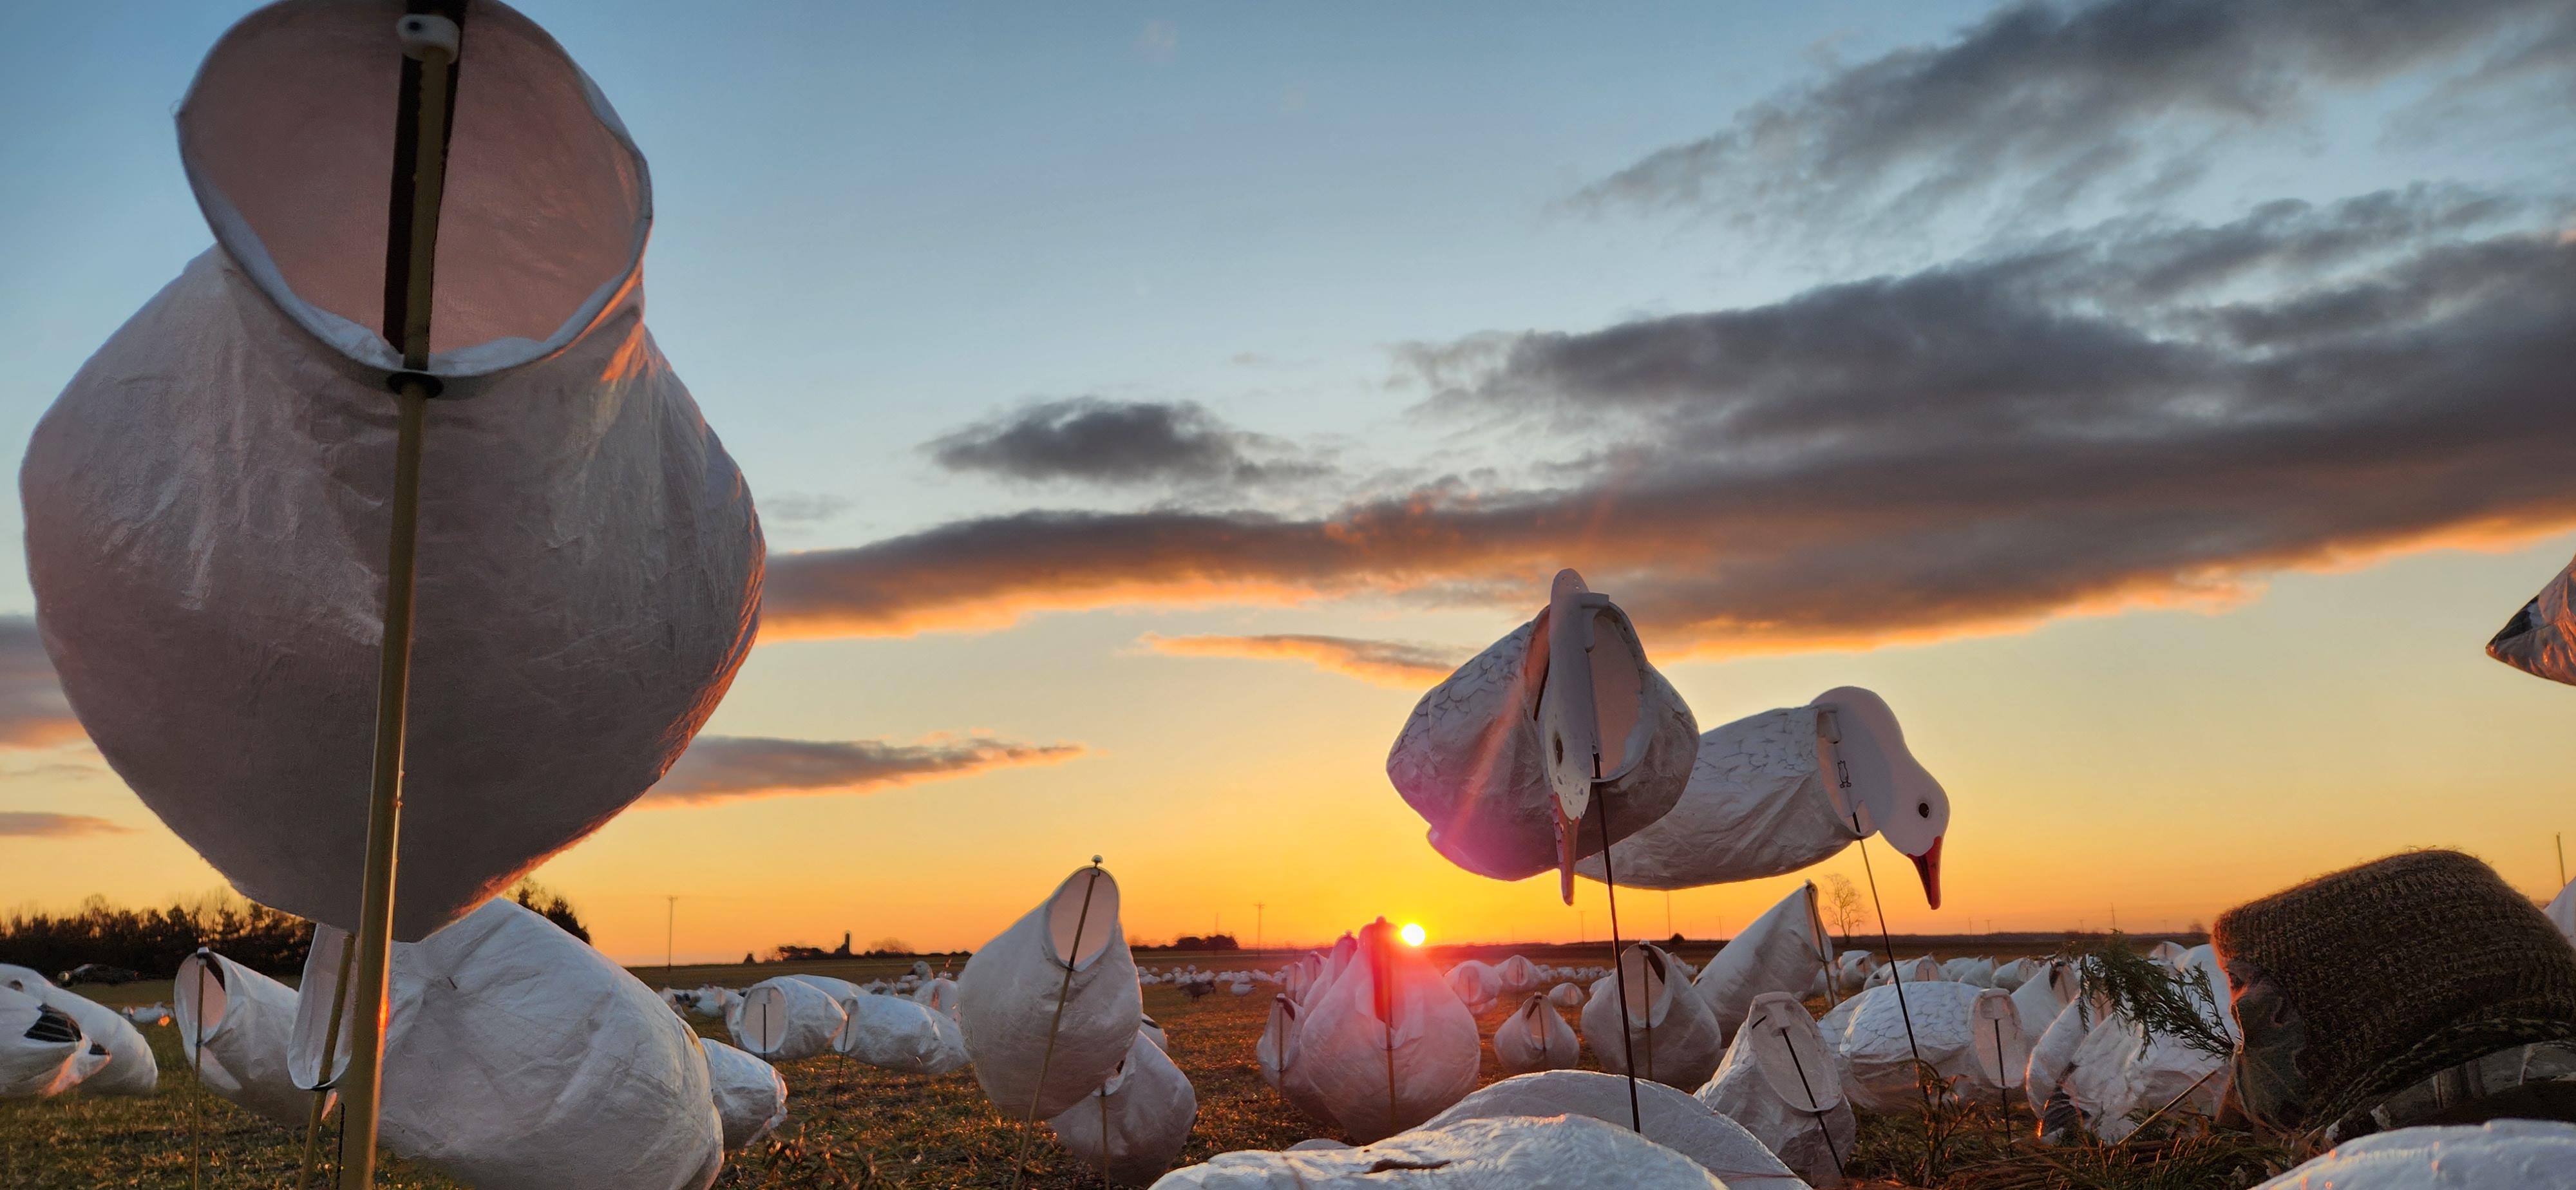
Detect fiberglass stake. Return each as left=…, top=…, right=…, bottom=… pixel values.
left=339, top=10, right=463, bottom=1189
left=1596, top=804, right=1643, bottom=1133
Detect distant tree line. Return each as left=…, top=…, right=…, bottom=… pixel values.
left=1138, top=933, right=1238, bottom=952
left=0, top=892, right=312, bottom=978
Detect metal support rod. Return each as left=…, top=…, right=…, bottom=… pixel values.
left=339, top=19, right=457, bottom=1188
left=1596, top=805, right=1643, bottom=1133
left=1857, top=834, right=1937, bottom=1114
left=297, top=941, right=359, bottom=1190
left=1777, top=1024, right=1845, bottom=1183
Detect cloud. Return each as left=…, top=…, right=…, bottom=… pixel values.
left=926, top=397, right=1331, bottom=491
left=1142, top=634, right=1473, bottom=687
left=762, top=188, right=2576, bottom=657
left=641, top=734, right=1086, bottom=806
left=761, top=493, right=853, bottom=524
left=1575, top=0, right=2575, bottom=229
left=0, top=618, right=84, bottom=748
left=0, top=812, right=129, bottom=838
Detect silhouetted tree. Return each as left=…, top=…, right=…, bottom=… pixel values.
left=508, top=880, right=591, bottom=943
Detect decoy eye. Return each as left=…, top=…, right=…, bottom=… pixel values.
left=1917, top=802, right=1930, bottom=818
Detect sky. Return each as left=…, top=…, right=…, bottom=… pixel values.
left=3, top=0, right=2574, bottom=963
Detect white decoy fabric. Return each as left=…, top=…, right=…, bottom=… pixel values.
left=1148, top=1114, right=1729, bottom=1189
left=1695, top=884, right=1832, bottom=1046
left=1697, top=993, right=1852, bottom=1189
left=1492, top=994, right=1581, bottom=1076
left=24, top=983, right=154, bottom=1097
left=1572, top=705, right=1859, bottom=890
left=1444, top=961, right=1499, bottom=1010
left=1582, top=943, right=1725, bottom=1091
left=1048, top=1030, right=1199, bottom=1187
left=175, top=952, right=314, bottom=1125
left=1818, top=981, right=1995, bottom=1113
left=294, top=900, right=722, bottom=1190
left=2250, top=1120, right=2576, bottom=1189
left=728, top=978, right=848, bottom=1063
left=699, top=1039, right=788, bottom=1149
left=1385, top=611, right=1696, bottom=883
left=2063, top=1012, right=2228, bottom=1142
left=959, top=867, right=1139, bottom=1122
left=835, top=994, right=969, bottom=1075
left=1424, top=1070, right=1805, bottom=1190
left=2544, top=881, right=2574, bottom=946
left=0, top=986, right=86, bottom=1099
left=19, top=0, right=763, bottom=941
left=2009, top=959, right=2079, bottom=1041
left=2488, top=553, right=2576, bottom=686
left=1282, top=921, right=1479, bottom=1142
left=2024, top=999, right=2094, bottom=1110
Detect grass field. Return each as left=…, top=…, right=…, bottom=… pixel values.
left=1, top=942, right=2279, bottom=1189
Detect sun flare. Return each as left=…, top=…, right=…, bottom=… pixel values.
left=1399, top=921, right=1426, bottom=946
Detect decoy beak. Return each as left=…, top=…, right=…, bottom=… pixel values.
left=1910, top=835, right=1943, bottom=909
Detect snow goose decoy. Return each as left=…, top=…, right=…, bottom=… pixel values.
left=2487, top=552, right=2576, bottom=685
left=1574, top=686, right=1951, bottom=907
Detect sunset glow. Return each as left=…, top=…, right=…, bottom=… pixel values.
left=1400, top=922, right=1427, bottom=947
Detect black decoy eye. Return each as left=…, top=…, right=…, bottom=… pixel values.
left=1917, top=802, right=1930, bottom=818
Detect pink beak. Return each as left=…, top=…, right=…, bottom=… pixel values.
left=1910, top=835, right=1943, bottom=909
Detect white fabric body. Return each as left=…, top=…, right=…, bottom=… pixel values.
left=1942, top=958, right=1996, bottom=987
left=0, top=986, right=85, bottom=1099
left=2251, top=1120, right=2576, bottom=1190
left=2546, top=882, right=2574, bottom=946
left=2025, top=999, right=2094, bottom=1110
left=1258, top=994, right=1343, bottom=1127
left=1491, top=955, right=1543, bottom=997
left=728, top=977, right=847, bottom=1062
left=959, top=867, right=1140, bottom=1121
left=1694, top=884, right=1830, bottom=1046
left=1146, top=1114, right=1727, bottom=1189
left=294, top=900, right=721, bottom=1190
left=1833, top=952, right=1874, bottom=994
left=1428, top=1069, right=1806, bottom=1190
left=19, top=0, right=764, bottom=941
left=2009, top=959, right=2079, bottom=1041
left=0, top=965, right=48, bottom=996
left=1444, top=961, right=1499, bottom=1010
left=1582, top=943, right=1725, bottom=1090
left=1281, top=922, right=1479, bottom=1142
left=175, top=952, right=313, bottom=1124
left=2488, top=553, right=2576, bottom=686
left=2182, top=945, right=2239, bottom=1043
left=1385, top=611, right=1697, bottom=882
left=1817, top=981, right=1994, bottom=1113
left=834, top=993, right=968, bottom=1075
left=1697, top=993, right=1852, bottom=1189
left=1492, top=994, right=1581, bottom=1075
left=26, top=984, right=154, bottom=1096
left=1049, top=1030, right=1199, bottom=1187
left=918, top=976, right=962, bottom=1016
left=699, top=1039, right=788, bottom=1149
left=2062, top=1012, right=2227, bottom=1141
left=1548, top=982, right=1585, bottom=1008
left=1573, top=705, right=1860, bottom=890
left=1990, top=959, right=2029, bottom=991
left=787, top=974, right=864, bottom=1003
left=1864, top=955, right=1944, bottom=987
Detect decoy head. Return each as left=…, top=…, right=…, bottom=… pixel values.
left=1811, top=686, right=1951, bottom=909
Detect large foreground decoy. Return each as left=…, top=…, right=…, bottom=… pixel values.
left=2489, top=553, right=2576, bottom=685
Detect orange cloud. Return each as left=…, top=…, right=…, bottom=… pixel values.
left=1142, top=633, right=1473, bottom=686
left=642, top=734, right=1086, bottom=806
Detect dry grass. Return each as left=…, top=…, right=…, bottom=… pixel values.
left=2, top=956, right=2286, bottom=1189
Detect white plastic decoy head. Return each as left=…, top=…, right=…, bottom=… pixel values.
left=1810, top=686, right=1950, bottom=909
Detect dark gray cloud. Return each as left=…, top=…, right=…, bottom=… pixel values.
left=1576, top=0, right=2575, bottom=227
left=0, top=812, right=128, bottom=838
left=642, top=735, right=1085, bottom=806
left=763, top=188, right=2576, bottom=656
left=926, top=397, right=1329, bottom=489
left=0, top=617, right=83, bottom=748
left=1141, top=634, right=1473, bottom=686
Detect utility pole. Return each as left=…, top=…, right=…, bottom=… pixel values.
left=1578, top=909, right=1587, bottom=944
left=1663, top=891, right=1673, bottom=939
left=1255, top=903, right=1265, bottom=953
left=665, top=896, right=678, bottom=978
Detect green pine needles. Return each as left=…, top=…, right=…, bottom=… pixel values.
left=2055, top=932, right=2235, bottom=1062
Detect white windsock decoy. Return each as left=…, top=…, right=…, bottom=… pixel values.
left=1970, top=988, right=2030, bottom=1105
left=1492, top=954, right=1544, bottom=997
left=2009, top=958, right=2080, bottom=1041
left=1493, top=994, right=1582, bottom=1075
left=699, top=1038, right=788, bottom=1149
left=1153, top=1115, right=1730, bottom=1189
left=2250, top=1120, right=2576, bottom=1190
left=917, top=975, right=962, bottom=1017
left=958, top=864, right=1139, bottom=1122
left=1443, top=960, right=1499, bottom=1010
left=174, top=951, right=314, bottom=1124
left=1425, top=1070, right=1806, bottom=1190
left=1990, top=958, right=2030, bottom=991
left=19, top=0, right=764, bottom=942
left=1046, top=1030, right=1198, bottom=1187
left=1387, top=569, right=1698, bottom=899
left=0, top=987, right=90, bottom=1099
left=1580, top=943, right=1724, bottom=1091
left=1572, top=688, right=1950, bottom=908
left=1548, top=981, right=1585, bottom=1008
left=729, top=977, right=848, bottom=1062
left=2063, top=1011, right=2227, bottom=1142
left=20, top=983, right=155, bottom=1097
left=1693, top=883, right=1832, bottom=1046
left=2145, top=941, right=2188, bottom=969
left=1258, top=994, right=1339, bottom=1126
left=293, top=900, right=723, bottom=1190
left=1280, top=918, right=1479, bottom=1142
left=834, top=994, right=968, bottom=1075
left=2181, top=945, right=2238, bottom=1043
left=2488, top=554, right=2576, bottom=685
left=788, top=974, right=865, bottom=1003
left=1818, top=980, right=1996, bottom=1113
left=2024, top=999, right=2093, bottom=1110
left=1835, top=951, right=1875, bottom=994
left=1697, top=992, right=1853, bottom=1188
left=2545, top=881, right=2573, bottom=945
left=1942, top=958, right=1996, bottom=987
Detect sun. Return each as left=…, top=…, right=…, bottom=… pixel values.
left=1399, top=921, right=1426, bottom=946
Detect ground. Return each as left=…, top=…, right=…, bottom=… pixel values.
left=2, top=943, right=2284, bottom=1189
